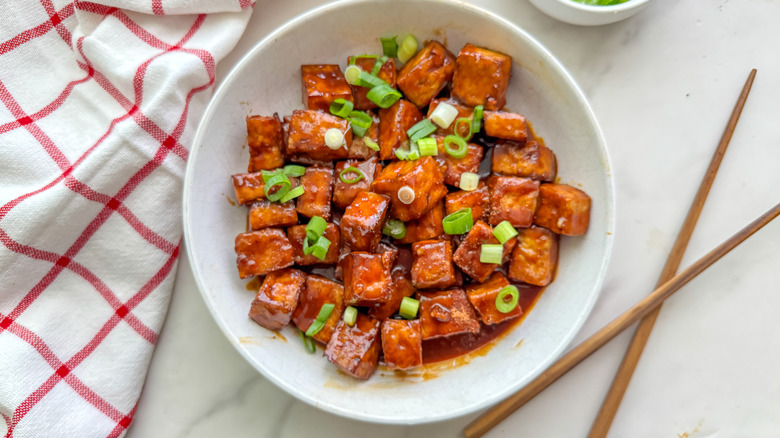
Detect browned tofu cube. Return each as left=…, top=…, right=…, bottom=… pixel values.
left=483, top=111, right=528, bottom=143
left=232, top=172, right=299, bottom=205
left=249, top=268, right=306, bottom=330
left=368, top=272, right=416, bottom=320
left=234, top=229, right=294, bottom=278
left=347, top=112, right=380, bottom=159
left=445, top=183, right=490, bottom=223
left=488, top=176, right=540, bottom=227
left=295, top=165, right=333, bottom=220
left=509, top=226, right=559, bottom=286
left=292, top=275, right=345, bottom=344
left=248, top=200, right=298, bottom=230
left=452, top=220, right=512, bottom=283
left=534, top=183, right=591, bottom=236
left=342, top=252, right=393, bottom=307
left=427, top=98, right=474, bottom=136
left=465, top=272, right=523, bottom=325
left=286, top=110, right=351, bottom=162
left=397, top=40, right=456, bottom=108
left=419, top=288, right=480, bottom=340
left=377, top=99, right=423, bottom=160
left=396, top=201, right=444, bottom=244
left=246, top=114, right=285, bottom=172
left=492, top=140, right=557, bottom=182
left=433, top=135, right=484, bottom=186
left=332, top=157, right=382, bottom=210
left=411, top=240, right=457, bottom=290
left=372, top=156, right=448, bottom=222
left=301, top=64, right=353, bottom=112
left=325, top=314, right=381, bottom=380
left=348, top=56, right=396, bottom=110
left=381, top=319, right=423, bottom=370
left=340, top=191, right=390, bottom=252
left=451, top=43, right=512, bottom=111
left=286, top=223, right=341, bottom=265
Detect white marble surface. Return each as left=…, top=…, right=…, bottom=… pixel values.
left=128, top=0, right=780, bottom=436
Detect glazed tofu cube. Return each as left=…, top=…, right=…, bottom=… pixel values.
left=286, top=223, right=341, bottom=265
left=292, top=275, right=345, bottom=344
left=451, top=43, right=512, bottom=110
left=465, top=272, right=523, bottom=325
left=325, top=314, right=381, bottom=380
left=340, top=191, right=391, bottom=252
left=534, top=183, right=591, bottom=236
left=411, top=240, right=457, bottom=289
left=396, top=201, right=445, bottom=244
left=396, top=40, right=456, bottom=108
left=381, top=319, right=423, bottom=370
left=248, top=200, right=298, bottom=230
left=232, top=172, right=299, bottom=205
left=348, top=56, right=396, bottom=110
left=368, top=272, right=416, bottom=320
left=492, top=140, right=557, bottom=182
left=483, top=111, right=528, bottom=143
left=419, top=288, right=480, bottom=340
left=445, top=183, right=490, bottom=223
left=249, top=268, right=306, bottom=331
left=286, top=110, right=351, bottom=162
left=342, top=252, right=393, bottom=307
left=488, top=176, right=540, bottom=227
left=301, top=64, right=353, bottom=112
left=246, top=114, right=285, bottom=172
left=296, top=165, right=333, bottom=220
left=453, top=220, right=513, bottom=283
left=332, top=157, right=382, bottom=210
left=377, top=99, right=423, bottom=159
left=427, top=98, right=474, bottom=137
left=509, top=226, right=559, bottom=286
left=433, top=135, right=484, bottom=186
left=347, top=112, right=380, bottom=159
left=372, top=156, right=448, bottom=221
left=234, top=229, right=294, bottom=278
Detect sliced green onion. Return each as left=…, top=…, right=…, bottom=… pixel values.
left=443, top=135, right=468, bottom=159
left=480, top=244, right=503, bottom=264
left=350, top=54, right=377, bottom=66
left=442, top=208, right=474, bottom=235
left=325, top=128, right=345, bottom=150
left=397, top=186, right=415, bottom=204
left=459, top=172, right=480, bottom=191
left=380, top=35, right=398, bottom=58
left=283, top=164, right=306, bottom=177
left=264, top=172, right=291, bottom=202
left=454, top=117, right=473, bottom=140
left=260, top=169, right=278, bottom=183
left=493, top=221, right=518, bottom=244
left=397, top=34, right=418, bottom=64
left=300, top=330, right=316, bottom=353
left=348, top=110, right=373, bottom=137
left=356, top=70, right=388, bottom=89
left=395, top=147, right=409, bottom=161
left=417, top=137, right=438, bottom=156
left=343, top=306, right=358, bottom=326
left=339, top=166, right=366, bottom=184
left=303, top=235, right=331, bottom=260
left=305, top=216, right=327, bottom=244
left=329, top=98, right=354, bottom=118
left=344, top=65, right=362, bottom=84
left=495, top=285, right=519, bottom=313
left=363, top=136, right=380, bottom=152
left=399, top=297, right=420, bottom=320
left=407, top=119, right=436, bottom=143
left=366, top=84, right=402, bottom=109
left=279, top=185, right=305, bottom=203
left=430, top=102, right=459, bottom=128
left=471, top=105, right=484, bottom=136
left=372, top=55, right=388, bottom=76
left=406, top=142, right=420, bottom=161
left=382, top=219, right=407, bottom=239
left=305, top=303, right=335, bottom=337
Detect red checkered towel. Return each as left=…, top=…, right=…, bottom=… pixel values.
left=0, top=1, right=253, bottom=436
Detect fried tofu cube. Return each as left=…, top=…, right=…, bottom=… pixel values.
left=348, top=56, right=396, bottom=110
left=286, top=223, right=341, bottom=265
left=509, top=226, right=559, bottom=286
left=381, top=319, right=423, bottom=370
left=347, top=112, right=380, bottom=159
left=369, top=272, right=416, bottom=320
left=396, top=201, right=445, bottom=244
left=342, top=252, right=393, bottom=307
left=332, top=158, right=382, bottom=210
left=488, top=176, right=540, bottom=227
left=397, top=40, right=456, bottom=108
left=433, top=135, right=484, bottom=186
left=483, top=111, right=528, bottom=143
left=445, top=183, right=490, bottom=223
left=325, top=314, right=381, bottom=380
left=372, top=156, right=448, bottom=222
left=419, top=288, right=480, bottom=340
left=295, top=165, right=333, bottom=220
left=377, top=99, right=423, bottom=159
left=246, top=114, right=285, bottom=172
left=292, top=275, right=345, bottom=344
left=248, top=200, right=298, bottom=230
left=411, top=240, right=457, bottom=290
left=534, top=183, right=591, bottom=236
left=234, top=229, right=294, bottom=278
left=232, top=172, right=299, bottom=205
left=451, top=43, right=512, bottom=111
left=286, top=110, right=351, bottom=162
left=340, top=192, right=390, bottom=252
left=465, top=272, right=523, bottom=325
left=452, top=220, right=512, bottom=283
left=427, top=98, right=474, bottom=136
left=249, top=268, right=306, bottom=331
left=492, top=140, right=557, bottom=182
left=301, top=64, right=353, bottom=112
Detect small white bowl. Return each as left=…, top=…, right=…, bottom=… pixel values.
left=529, top=0, right=653, bottom=26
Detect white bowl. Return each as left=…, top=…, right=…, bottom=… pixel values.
left=529, top=0, right=653, bottom=26
left=183, top=0, right=614, bottom=424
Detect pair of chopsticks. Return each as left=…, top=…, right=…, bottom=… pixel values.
left=465, top=69, right=769, bottom=438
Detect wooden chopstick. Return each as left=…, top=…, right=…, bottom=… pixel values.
left=586, top=68, right=757, bottom=438
left=463, top=201, right=780, bottom=438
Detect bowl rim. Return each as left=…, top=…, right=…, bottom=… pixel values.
left=553, top=0, right=652, bottom=14
left=183, top=0, right=616, bottom=424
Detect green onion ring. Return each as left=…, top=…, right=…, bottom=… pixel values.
left=264, top=172, right=291, bottom=202
left=339, top=166, right=366, bottom=184
left=495, top=285, right=520, bottom=313
left=442, top=208, right=473, bottom=235
left=443, top=135, right=469, bottom=159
